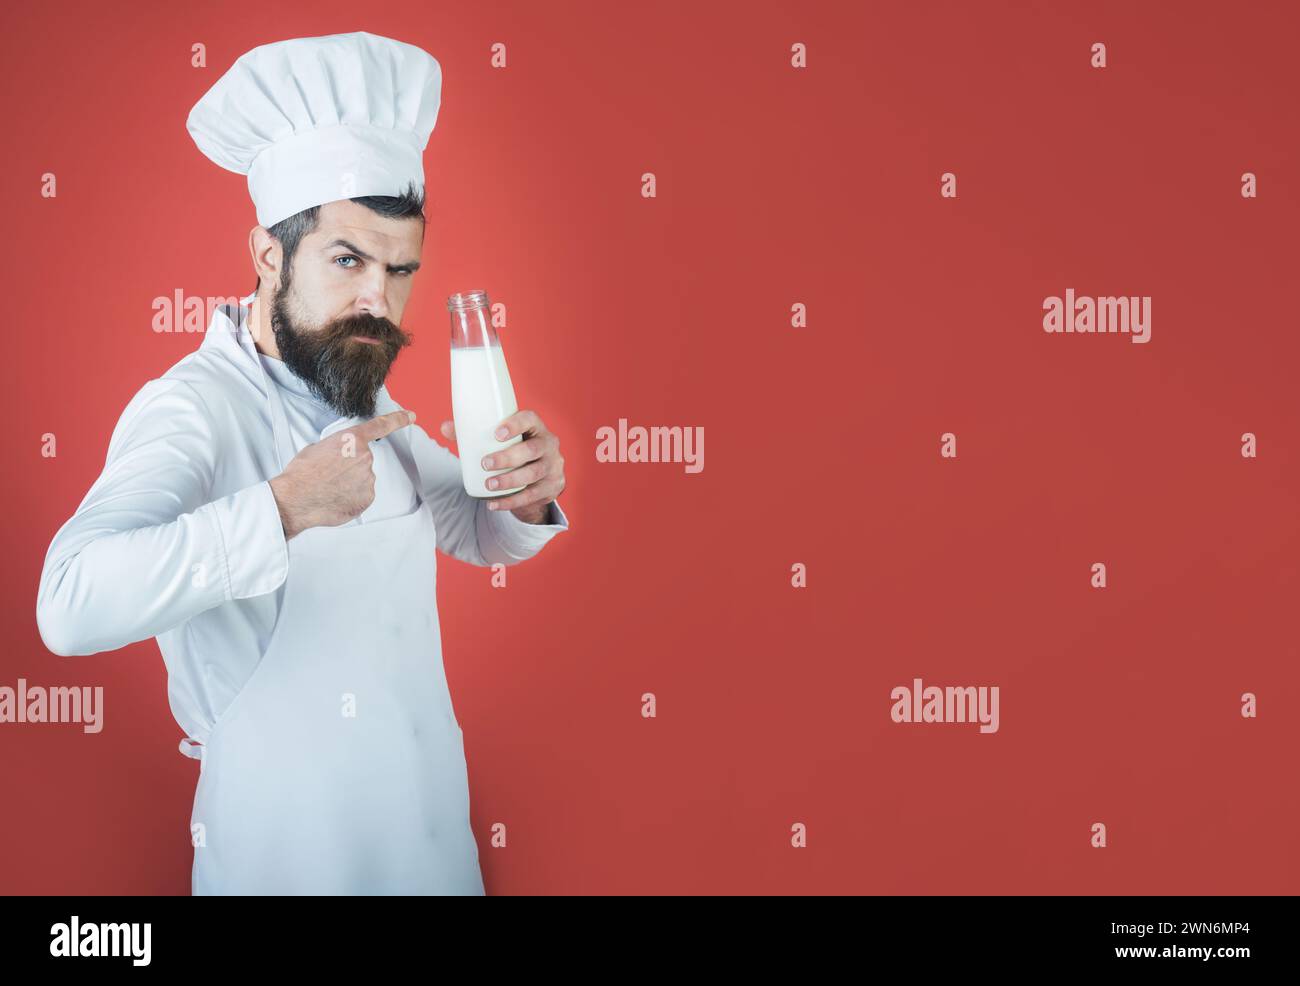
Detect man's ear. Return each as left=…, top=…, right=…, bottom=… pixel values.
left=248, top=226, right=283, bottom=291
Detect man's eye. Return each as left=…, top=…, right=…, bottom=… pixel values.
left=334, top=256, right=359, bottom=268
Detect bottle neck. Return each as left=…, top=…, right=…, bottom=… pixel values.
left=449, top=305, right=498, bottom=349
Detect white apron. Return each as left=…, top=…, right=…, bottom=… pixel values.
left=184, top=363, right=485, bottom=895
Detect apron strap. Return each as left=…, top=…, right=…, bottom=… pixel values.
left=179, top=737, right=205, bottom=760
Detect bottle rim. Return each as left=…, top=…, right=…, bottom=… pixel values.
left=447, top=290, right=489, bottom=313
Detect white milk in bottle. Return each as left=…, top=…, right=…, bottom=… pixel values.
left=447, top=290, right=527, bottom=497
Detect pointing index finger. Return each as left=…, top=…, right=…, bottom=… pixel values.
left=353, top=409, right=416, bottom=443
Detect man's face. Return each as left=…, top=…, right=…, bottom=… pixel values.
left=269, top=199, right=423, bottom=418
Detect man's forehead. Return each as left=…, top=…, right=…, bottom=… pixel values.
left=309, top=201, right=423, bottom=253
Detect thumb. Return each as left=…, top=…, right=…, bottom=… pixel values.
left=440, top=419, right=456, bottom=440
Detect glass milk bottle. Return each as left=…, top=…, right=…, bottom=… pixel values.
left=447, top=290, right=527, bottom=498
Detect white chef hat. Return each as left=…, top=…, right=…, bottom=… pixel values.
left=186, top=31, right=442, bottom=229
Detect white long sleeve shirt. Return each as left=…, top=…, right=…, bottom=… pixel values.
left=35, top=294, right=569, bottom=753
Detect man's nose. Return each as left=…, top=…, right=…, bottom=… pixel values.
left=356, top=291, right=389, bottom=321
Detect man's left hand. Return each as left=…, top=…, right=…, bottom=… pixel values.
left=440, top=410, right=566, bottom=523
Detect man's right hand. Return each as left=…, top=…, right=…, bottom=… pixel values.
left=268, top=409, right=417, bottom=540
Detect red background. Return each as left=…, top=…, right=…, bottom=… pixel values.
left=3, top=0, right=1298, bottom=894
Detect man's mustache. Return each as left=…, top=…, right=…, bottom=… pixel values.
left=324, top=316, right=411, bottom=348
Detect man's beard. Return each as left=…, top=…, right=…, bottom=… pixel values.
left=269, top=284, right=412, bottom=419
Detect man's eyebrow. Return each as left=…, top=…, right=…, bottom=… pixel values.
left=324, top=238, right=421, bottom=273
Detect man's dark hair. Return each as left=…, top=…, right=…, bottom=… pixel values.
left=252, top=181, right=426, bottom=294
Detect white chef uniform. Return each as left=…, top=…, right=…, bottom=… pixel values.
left=35, top=294, right=571, bottom=893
